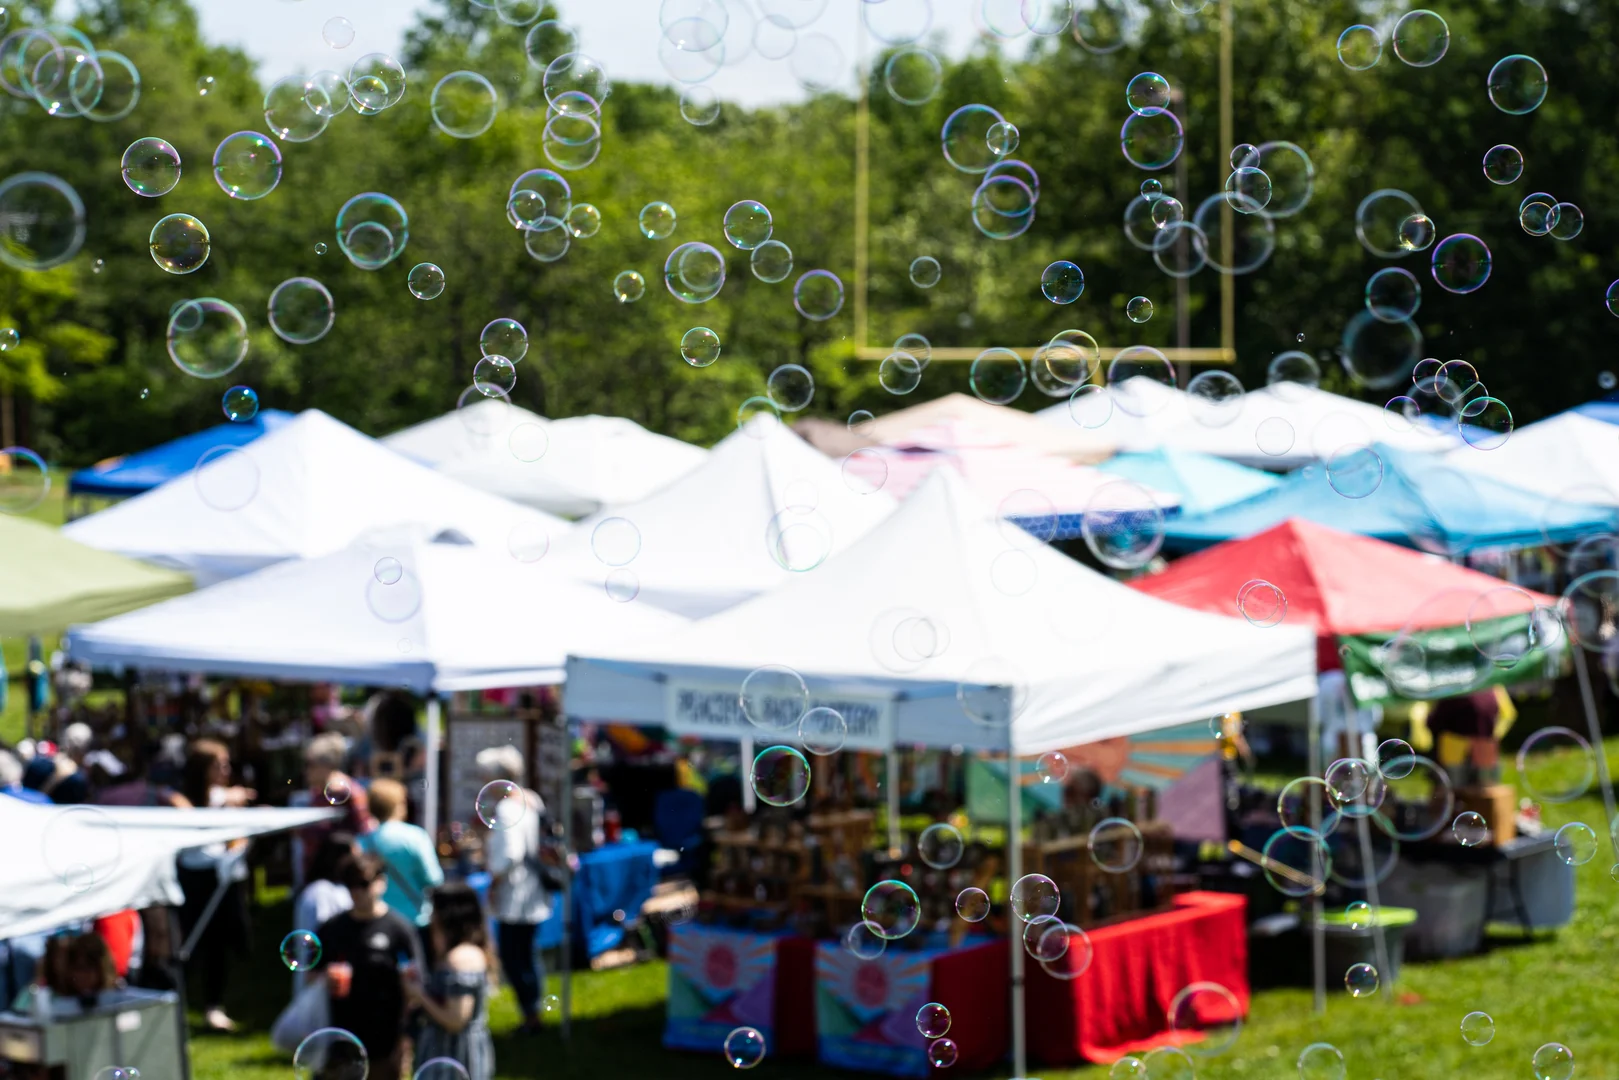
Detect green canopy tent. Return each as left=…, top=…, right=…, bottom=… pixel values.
left=0, top=514, right=191, bottom=635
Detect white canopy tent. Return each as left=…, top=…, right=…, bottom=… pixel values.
left=0, top=801, right=336, bottom=939
left=64, top=410, right=565, bottom=586
left=1038, top=377, right=1462, bottom=469
left=383, top=402, right=708, bottom=518
left=67, top=526, right=688, bottom=836
left=564, top=468, right=1318, bottom=1074
left=547, top=415, right=897, bottom=619
left=1444, top=411, right=1619, bottom=505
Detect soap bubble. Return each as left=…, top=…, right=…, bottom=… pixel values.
left=121, top=137, right=181, bottom=196
left=843, top=921, right=885, bottom=959
left=797, top=707, right=846, bottom=755
left=1041, top=261, right=1085, bottom=304
left=413, top=1059, right=469, bottom=1080
left=168, top=299, right=248, bottom=378
left=41, top=806, right=123, bottom=894
left=335, top=192, right=409, bottom=270
left=268, top=278, right=336, bottom=345
left=1010, top=873, right=1059, bottom=922
left=1554, top=822, right=1597, bottom=866
left=1337, top=24, right=1381, bottom=69
left=1533, top=1043, right=1574, bottom=1080
left=1166, top=981, right=1242, bottom=1056
left=348, top=53, right=406, bottom=113
left=408, top=263, right=445, bottom=300
left=768, top=363, right=815, bottom=410
left=884, top=45, right=941, bottom=105
left=1225, top=167, right=1271, bottom=213
left=1452, top=811, right=1488, bottom=846
left=1431, top=234, right=1492, bottom=294
left=1037, top=750, right=1069, bottom=783
left=955, top=887, right=990, bottom=922
left=1398, top=214, right=1436, bottom=252
left=149, top=213, right=210, bottom=274
left=1488, top=54, right=1548, bottom=115
left=613, top=270, right=645, bottom=303
left=665, top=242, right=727, bottom=303
left=680, top=326, right=721, bottom=367
left=1126, top=71, right=1170, bottom=113
left=264, top=76, right=330, bottom=143
left=1460, top=1011, right=1495, bottom=1046
left=223, top=385, right=259, bottom=422
left=751, top=240, right=793, bottom=283
left=915, top=1002, right=951, bottom=1039
left=1237, top=579, right=1286, bottom=626
left=880, top=351, right=922, bottom=394
left=739, top=664, right=808, bottom=730
left=723, top=200, right=772, bottom=249
left=1297, top=1042, right=1344, bottom=1080
left=565, top=204, right=601, bottom=238
left=679, top=85, right=720, bottom=125
left=475, top=779, right=528, bottom=830
left=194, top=446, right=260, bottom=511
left=909, top=255, right=941, bottom=288
left=293, top=1029, right=368, bottom=1080
left=430, top=71, right=498, bottom=138
left=1344, top=962, right=1379, bottom=997
left=1082, top=479, right=1165, bottom=570
left=750, top=745, right=810, bottom=807
left=1126, top=296, right=1153, bottom=323
left=1120, top=108, right=1183, bottom=169
left=723, top=1027, right=765, bottom=1070
left=280, top=930, right=322, bottom=971
left=941, top=103, right=1006, bottom=173
left=1392, top=9, right=1448, bottom=66
left=525, top=20, right=577, bottom=69
left=1090, top=817, right=1144, bottom=872
left=1366, top=267, right=1422, bottom=322
left=1345, top=901, right=1373, bottom=929
left=1516, top=726, right=1594, bottom=803
left=793, top=270, right=844, bottom=320
left=986, top=119, right=1019, bottom=156
left=212, top=131, right=281, bottom=200
left=638, top=200, right=677, bottom=239
left=473, top=356, right=516, bottom=397
left=969, top=347, right=1026, bottom=405
left=918, top=823, right=964, bottom=869
left=480, top=318, right=528, bottom=363
left=323, top=16, right=355, bottom=48
left=862, top=880, right=921, bottom=939
left=1482, top=144, right=1524, bottom=185
left=926, top=1039, right=958, bottom=1069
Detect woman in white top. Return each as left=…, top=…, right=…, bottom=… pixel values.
left=290, top=830, right=357, bottom=990
left=476, top=746, right=553, bottom=1035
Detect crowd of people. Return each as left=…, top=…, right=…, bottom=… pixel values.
left=1, top=722, right=557, bottom=1080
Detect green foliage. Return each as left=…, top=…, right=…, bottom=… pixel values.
left=0, top=0, right=1611, bottom=465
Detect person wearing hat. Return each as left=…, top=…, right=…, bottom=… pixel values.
left=476, top=746, right=553, bottom=1035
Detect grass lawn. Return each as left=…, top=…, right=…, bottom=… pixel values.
left=185, top=736, right=1619, bottom=1080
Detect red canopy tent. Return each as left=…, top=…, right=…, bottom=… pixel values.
left=1128, top=518, right=1556, bottom=674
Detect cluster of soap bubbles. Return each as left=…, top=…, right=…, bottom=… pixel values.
left=0, top=22, right=141, bottom=125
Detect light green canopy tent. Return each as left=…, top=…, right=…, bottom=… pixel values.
left=0, top=514, right=191, bottom=636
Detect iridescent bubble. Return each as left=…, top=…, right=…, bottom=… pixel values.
left=1041, top=261, right=1084, bottom=304
left=1607, top=280, right=1619, bottom=317
left=525, top=20, right=578, bottom=70
left=1120, top=108, right=1183, bottom=169
left=592, top=516, right=642, bottom=567
left=862, top=880, right=921, bottom=939
left=1237, top=578, right=1286, bottom=626
left=196, top=74, right=215, bottom=95
left=880, top=351, right=922, bottom=394
left=1533, top=1043, right=1575, bottom=1080
left=408, top=262, right=445, bottom=300
left=1186, top=370, right=1244, bottom=428
left=793, top=270, right=844, bottom=320
left=723, top=200, right=772, bottom=250
left=506, top=167, right=571, bottom=225
left=1549, top=202, right=1584, bottom=241
left=1392, top=9, right=1448, bottom=66
left=304, top=70, right=350, bottom=118
left=842, top=921, right=885, bottom=959
left=970, top=347, right=1026, bottom=405
left=481, top=318, right=528, bottom=363
left=565, top=203, right=601, bottom=239
left=1193, top=191, right=1276, bottom=273
left=1459, top=396, right=1513, bottom=450
left=1488, top=54, right=1548, bottom=115
left=723, top=1026, right=766, bottom=1070
left=0, top=327, right=16, bottom=352
left=916, top=1002, right=951, bottom=1039
left=638, top=200, right=677, bottom=240
left=1297, top=1043, right=1344, bottom=1080
left=293, top=1029, right=367, bottom=1080
left=1255, top=416, right=1295, bottom=456
left=750, top=745, right=810, bottom=807
left=1166, top=982, right=1242, bottom=1057
left=1344, top=900, right=1373, bottom=929
left=1452, top=810, right=1488, bottom=846
left=323, top=16, right=355, bottom=48
left=955, top=887, right=990, bottom=922
left=374, top=557, right=404, bottom=585
left=1554, top=822, right=1597, bottom=866
left=1090, top=817, right=1144, bottom=872
left=665, top=241, right=727, bottom=303
left=1225, top=166, right=1271, bottom=213
left=940, top=103, right=1006, bottom=173
left=0, top=446, right=46, bottom=514
left=1009, top=873, right=1059, bottom=922
left=1366, top=267, right=1421, bottom=322
left=1519, top=191, right=1560, bottom=236
left=1344, top=962, right=1379, bottom=997
left=798, top=706, right=846, bottom=755
left=335, top=192, right=409, bottom=270
left=476, top=779, right=528, bottom=829
left=431, top=71, right=498, bottom=139
left=494, top=0, right=544, bottom=26
left=908, top=254, right=941, bottom=289
left=168, top=299, right=248, bottom=379
left=473, top=355, right=516, bottom=397
left=1376, top=738, right=1416, bottom=778
left=148, top=213, right=210, bottom=274
left=268, top=278, right=335, bottom=345
left=212, top=131, right=281, bottom=200
left=1082, top=478, right=1165, bottom=569
left=1337, top=24, right=1382, bottom=69
left=679, top=84, right=720, bottom=125
left=1482, top=143, right=1524, bottom=185
left=1125, top=296, right=1153, bottom=323
left=918, top=822, right=964, bottom=868
left=1356, top=188, right=1424, bottom=258
left=1108, top=345, right=1175, bottom=416
left=884, top=45, right=941, bottom=105
left=971, top=174, right=1035, bottom=240
left=613, top=269, right=645, bottom=303
left=0, top=173, right=84, bottom=271
left=348, top=53, right=406, bottom=113
left=1431, top=234, right=1491, bottom=294
left=765, top=364, right=814, bottom=411
left=1126, top=71, right=1170, bottom=113
left=280, top=930, right=322, bottom=971
left=985, top=119, right=1019, bottom=156
left=121, top=137, right=181, bottom=197
left=1398, top=214, right=1436, bottom=252
left=751, top=239, right=793, bottom=283
left=264, top=76, right=330, bottom=143
left=926, top=1040, right=958, bottom=1069
left=1460, top=1011, right=1495, bottom=1046
left=680, top=326, right=721, bottom=367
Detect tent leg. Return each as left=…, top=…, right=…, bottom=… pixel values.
left=172, top=953, right=193, bottom=1080
left=1352, top=813, right=1394, bottom=1000
left=423, top=696, right=442, bottom=840
left=1307, top=693, right=1326, bottom=1015
left=175, top=848, right=249, bottom=1080
left=740, top=735, right=756, bottom=813
left=1574, top=651, right=1619, bottom=865
left=1007, top=752, right=1026, bottom=1079
left=560, top=741, right=574, bottom=1043
left=886, top=750, right=901, bottom=855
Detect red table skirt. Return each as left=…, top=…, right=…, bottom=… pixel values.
left=1027, top=891, right=1249, bottom=1064
left=774, top=935, right=819, bottom=1056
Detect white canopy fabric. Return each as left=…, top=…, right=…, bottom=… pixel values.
left=547, top=416, right=898, bottom=619
left=564, top=467, right=1318, bottom=755
left=1038, top=377, right=1461, bottom=468
left=1444, top=411, right=1619, bottom=505
left=63, top=410, right=566, bottom=586
left=0, top=801, right=335, bottom=939
left=383, top=402, right=708, bottom=518
left=66, top=526, right=688, bottom=692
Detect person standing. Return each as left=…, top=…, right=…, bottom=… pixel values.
left=359, top=778, right=443, bottom=930
left=315, top=854, right=421, bottom=1080
left=176, top=738, right=255, bottom=1031
left=475, top=747, right=552, bottom=1034
left=298, top=733, right=374, bottom=884
left=407, top=884, right=495, bottom=1080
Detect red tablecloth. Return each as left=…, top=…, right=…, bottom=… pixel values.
left=1026, top=891, right=1249, bottom=1065
left=774, top=935, right=819, bottom=1056
left=930, top=938, right=1010, bottom=1072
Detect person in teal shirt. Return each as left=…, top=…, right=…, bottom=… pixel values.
left=358, top=777, right=444, bottom=927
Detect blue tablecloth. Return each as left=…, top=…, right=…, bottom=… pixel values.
left=464, top=840, right=659, bottom=958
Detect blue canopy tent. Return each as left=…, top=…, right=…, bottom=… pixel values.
left=1163, top=443, right=1619, bottom=554
left=67, top=410, right=296, bottom=515
left=1573, top=396, right=1619, bottom=426
left=1097, top=446, right=1282, bottom=516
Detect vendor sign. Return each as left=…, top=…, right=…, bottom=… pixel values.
left=666, top=679, right=894, bottom=750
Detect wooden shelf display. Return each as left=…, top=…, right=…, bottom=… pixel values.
left=1022, top=819, right=1179, bottom=927
left=704, top=811, right=873, bottom=929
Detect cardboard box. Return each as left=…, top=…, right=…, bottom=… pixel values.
left=1455, top=784, right=1516, bottom=845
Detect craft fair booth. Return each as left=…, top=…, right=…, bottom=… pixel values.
left=563, top=469, right=1321, bottom=1074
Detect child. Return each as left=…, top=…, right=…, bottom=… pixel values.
left=406, top=884, right=494, bottom=1080
left=315, top=855, right=422, bottom=1080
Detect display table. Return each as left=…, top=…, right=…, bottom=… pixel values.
left=570, top=840, right=661, bottom=958
left=663, top=924, right=817, bottom=1057
left=814, top=933, right=1005, bottom=1077
left=1026, top=891, right=1249, bottom=1065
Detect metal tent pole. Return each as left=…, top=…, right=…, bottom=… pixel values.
left=1573, top=651, right=1619, bottom=864
left=560, top=728, right=575, bottom=1042
left=423, top=696, right=442, bottom=839
left=886, top=750, right=901, bottom=854
left=1307, top=693, right=1326, bottom=1013
left=1007, top=751, right=1026, bottom=1079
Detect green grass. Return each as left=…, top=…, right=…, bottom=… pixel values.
left=185, top=738, right=1619, bottom=1080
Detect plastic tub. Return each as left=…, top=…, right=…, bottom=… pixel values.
left=1378, top=862, right=1488, bottom=958
left=1316, top=906, right=1416, bottom=986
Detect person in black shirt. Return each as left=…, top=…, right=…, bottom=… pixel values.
left=315, top=854, right=422, bottom=1080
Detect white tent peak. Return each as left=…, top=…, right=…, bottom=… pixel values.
left=1444, top=410, right=1619, bottom=505
left=63, top=409, right=566, bottom=585
left=565, top=465, right=1318, bottom=753
left=68, top=525, right=687, bottom=693
left=549, top=417, right=897, bottom=619
left=383, top=402, right=708, bottom=518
